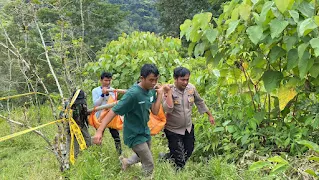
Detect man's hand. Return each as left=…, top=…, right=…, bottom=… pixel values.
left=156, top=84, right=171, bottom=93
left=209, top=115, right=215, bottom=125
left=102, top=87, right=109, bottom=95
left=93, top=130, right=103, bottom=145
left=162, top=84, right=171, bottom=93
left=154, top=84, right=163, bottom=94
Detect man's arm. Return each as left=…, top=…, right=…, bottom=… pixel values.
left=193, top=86, right=215, bottom=125
left=162, top=87, right=174, bottom=113
left=93, top=109, right=117, bottom=145
left=93, top=87, right=111, bottom=106
left=92, top=88, right=104, bottom=106
left=205, top=110, right=215, bottom=125
left=151, top=84, right=172, bottom=115
left=93, top=90, right=134, bottom=145
left=151, top=90, right=163, bottom=115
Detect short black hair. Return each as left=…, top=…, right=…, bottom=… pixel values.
left=100, top=72, right=112, bottom=79
left=173, top=67, right=190, bottom=79
left=140, top=64, right=159, bottom=78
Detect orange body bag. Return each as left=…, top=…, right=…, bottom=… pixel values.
left=88, top=93, right=123, bottom=130
left=88, top=91, right=166, bottom=135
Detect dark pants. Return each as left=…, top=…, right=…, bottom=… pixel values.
left=164, top=125, right=195, bottom=169
left=108, top=128, right=122, bottom=155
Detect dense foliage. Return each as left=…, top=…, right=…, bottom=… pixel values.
left=0, top=0, right=318, bottom=179
left=180, top=0, right=319, bottom=177
left=156, top=0, right=230, bottom=37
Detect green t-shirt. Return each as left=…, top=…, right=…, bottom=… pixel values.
left=112, top=83, right=157, bottom=148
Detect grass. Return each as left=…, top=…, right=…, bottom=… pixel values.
left=0, top=106, right=61, bottom=180
left=0, top=105, right=270, bottom=180
left=65, top=134, right=270, bottom=180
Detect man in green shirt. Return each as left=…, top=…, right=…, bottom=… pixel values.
left=93, top=64, right=168, bottom=176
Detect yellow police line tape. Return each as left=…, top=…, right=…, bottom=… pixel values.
left=0, top=118, right=64, bottom=143
left=66, top=89, right=87, bottom=165
left=0, top=92, right=49, bottom=101
left=0, top=89, right=87, bottom=165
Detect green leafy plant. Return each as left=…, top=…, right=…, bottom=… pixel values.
left=181, top=0, right=319, bottom=165
left=85, top=31, right=185, bottom=88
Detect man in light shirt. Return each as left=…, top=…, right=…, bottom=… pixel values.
left=92, top=72, right=122, bottom=155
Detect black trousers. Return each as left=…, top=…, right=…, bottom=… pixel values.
left=108, top=128, right=122, bottom=155
left=164, top=125, right=195, bottom=169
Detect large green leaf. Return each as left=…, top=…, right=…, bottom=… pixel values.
left=252, top=53, right=266, bottom=68
left=226, top=20, right=240, bottom=38
left=194, top=42, right=206, bottom=57
left=239, top=4, right=252, bottom=21
left=262, top=70, right=283, bottom=93
left=298, top=18, right=318, bottom=37
left=275, top=0, right=294, bottom=13
left=269, top=46, right=285, bottom=63
left=315, top=16, right=319, bottom=26
left=305, top=169, right=318, bottom=177
left=205, top=28, right=219, bottom=43
left=287, top=49, right=298, bottom=70
left=251, top=68, right=264, bottom=82
left=226, top=125, right=236, bottom=133
left=298, top=2, right=314, bottom=18
left=195, top=12, right=212, bottom=30
left=251, top=0, right=259, bottom=5
left=213, top=127, right=224, bottom=132
left=284, top=36, right=297, bottom=51
left=289, top=10, right=299, bottom=23
left=308, top=156, right=319, bottom=162
left=212, top=53, right=223, bottom=67
left=246, top=26, right=263, bottom=45
left=310, top=38, right=319, bottom=57
left=267, top=156, right=288, bottom=164
left=297, top=140, right=319, bottom=153
left=249, top=161, right=272, bottom=171
left=309, top=63, right=319, bottom=78
left=231, top=7, right=239, bottom=21
left=277, top=86, right=297, bottom=110
left=188, top=42, right=196, bottom=56
left=260, top=1, right=274, bottom=23
left=286, top=76, right=303, bottom=88
left=298, top=43, right=308, bottom=60
left=210, top=43, right=218, bottom=57
left=270, top=164, right=289, bottom=175
left=298, top=52, right=313, bottom=79
left=241, top=134, right=249, bottom=145
left=115, top=60, right=124, bottom=66
left=190, top=28, right=203, bottom=42
left=222, top=120, right=231, bottom=127
left=180, top=19, right=192, bottom=39
left=254, top=111, right=266, bottom=122
left=270, top=19, right=289, bottom=38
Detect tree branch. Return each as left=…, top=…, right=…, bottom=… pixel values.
left=34, top=18, right=64, bottom=104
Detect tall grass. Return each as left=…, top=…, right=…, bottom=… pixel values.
left=0, top=105, right=61, bottom=179
left=0, top=105, right=269, bottom=179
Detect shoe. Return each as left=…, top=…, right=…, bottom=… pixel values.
left=119, top=156, right=129, bottom=171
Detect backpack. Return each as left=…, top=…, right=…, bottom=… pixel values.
left=70, top=90, right=88, bottom=128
